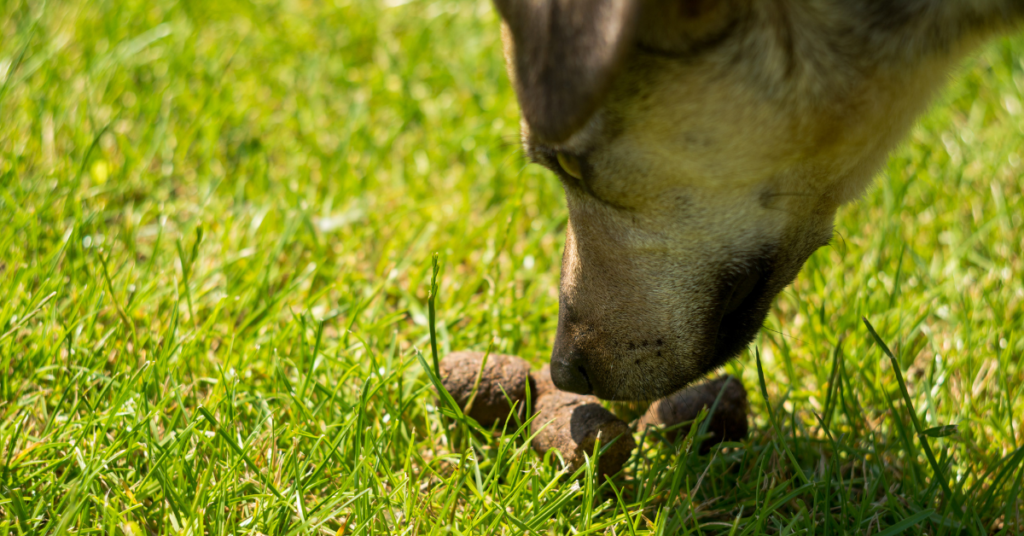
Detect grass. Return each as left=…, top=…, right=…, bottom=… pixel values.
left=1, top=0, right=1022, bottom=533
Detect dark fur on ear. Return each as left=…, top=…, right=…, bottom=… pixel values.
left=493, top=0, right=639, bottom=143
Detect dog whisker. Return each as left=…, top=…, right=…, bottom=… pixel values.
left=828, top=230, right=848, bottom=257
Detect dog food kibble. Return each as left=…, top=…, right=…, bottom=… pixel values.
left=439, top=351, right=532, bottom=426
left=637, top=375, right=749, bottom=452
left=529, top=367, right=636, bottom=476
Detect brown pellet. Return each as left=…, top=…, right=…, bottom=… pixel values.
left=439, top=351, right=531, bottom=427
left=529, top=366, right=636, bottom=476
left=637, top=374, right=749, bottom=453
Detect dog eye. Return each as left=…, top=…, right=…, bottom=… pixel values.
left=556, top=152, right=583, bottom=180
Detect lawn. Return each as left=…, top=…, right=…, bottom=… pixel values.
left=1, top=0, right=1022, bottom=534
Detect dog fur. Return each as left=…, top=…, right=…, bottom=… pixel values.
left=492, top=0, right=1024, bottom=400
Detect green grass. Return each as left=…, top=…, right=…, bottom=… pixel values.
left=1, top=0, right=1022, bottom=533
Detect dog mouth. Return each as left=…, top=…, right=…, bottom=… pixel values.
left=722, top=268, right=761, bottom=316
left=709, top=261, right=776, bottom=368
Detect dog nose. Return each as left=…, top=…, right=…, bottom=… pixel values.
left=550, top=351, right=593, bottom=394
left=551, top=300, right=594, bottom=394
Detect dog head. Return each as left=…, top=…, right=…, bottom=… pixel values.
left=495, top=0, right=962, bottom=400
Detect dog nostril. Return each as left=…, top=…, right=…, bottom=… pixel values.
left=550, top=357, right=593, bottom=395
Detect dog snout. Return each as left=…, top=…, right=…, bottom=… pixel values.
left=550, top=303, right=594, bottom=395
left=548, top=238, right=791, bottom=400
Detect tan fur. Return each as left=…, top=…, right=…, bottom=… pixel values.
left=494, top=0, right=1024, bottom=400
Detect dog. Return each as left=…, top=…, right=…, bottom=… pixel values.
left=491, top=0, right=1024, bottom=401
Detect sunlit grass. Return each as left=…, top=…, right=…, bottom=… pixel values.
left=1, top=0, right=1021, bottom=533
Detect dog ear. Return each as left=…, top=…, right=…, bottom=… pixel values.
left=494, top=0, right=639, bottom=143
